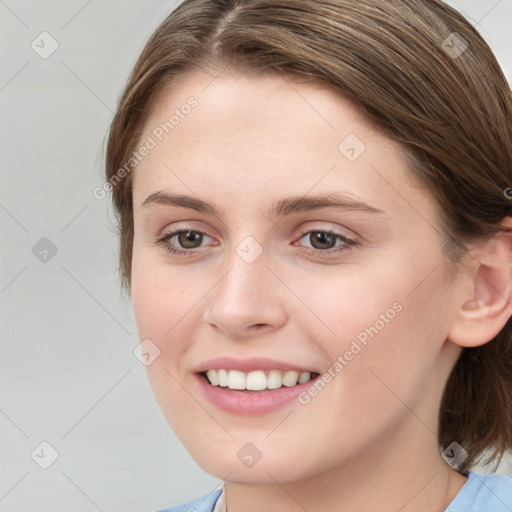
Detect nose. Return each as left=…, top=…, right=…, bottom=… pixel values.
left=202, top=248, right=288, bottom=339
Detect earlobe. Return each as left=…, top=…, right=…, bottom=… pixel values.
left=448, top=219, right=512, bottom=348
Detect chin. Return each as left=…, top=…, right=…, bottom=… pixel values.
left=184, top=439, right=318, bottom=485
left=197, top=457, right=302, bottom=485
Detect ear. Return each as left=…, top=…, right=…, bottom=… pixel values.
left=447, top=218, right=512, bottom=348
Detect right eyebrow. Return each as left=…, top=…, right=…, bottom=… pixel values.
left=141, top=191, right=220, bottom=215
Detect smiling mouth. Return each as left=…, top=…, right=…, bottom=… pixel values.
left=202, top=369, right=320, bottom=392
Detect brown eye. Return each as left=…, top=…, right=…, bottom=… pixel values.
left=177, top=230, right=203, bottom=248
left=155, top=228, right=218, bottom=256
left=309, top=231, right=336, bottom=250
left=295, top=229, right=358, bottom=255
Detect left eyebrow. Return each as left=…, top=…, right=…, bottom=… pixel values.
left=269, top=193, right=388, bottom=218
left=140, top=191, right=388, bottom=219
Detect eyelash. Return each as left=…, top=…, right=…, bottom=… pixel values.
left=154, top=228, right=359, bottom=257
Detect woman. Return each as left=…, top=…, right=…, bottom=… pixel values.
left=105, top=0, right=512, bottom=510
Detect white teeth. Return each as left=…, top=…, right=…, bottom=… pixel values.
left=218, top=369, right=229, bottom=387
left=282, top=371, right=299, bottom=387
left=206, top=369, right=219, bottom=386
left=246, top=371, right=267, bottom=391
left=227, top=370, right=246, bottom=390
left=204, top=369, right=314, bottom=391
left=298, top=371, right=311, bottom=384
left=267, top=370, right=283, bottom=389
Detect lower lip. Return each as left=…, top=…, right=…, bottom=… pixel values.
left=195, top=373, right=319, bottom=415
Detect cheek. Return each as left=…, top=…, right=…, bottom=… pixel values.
left=287, top=260, right=449, bottom=405
left=131, top=248, right=198, bottom=341
left=131, top=260, right=201, bottom=433
left=283, top=263, right=402, bottom=353
left=131, top=252, right=197, bottom=403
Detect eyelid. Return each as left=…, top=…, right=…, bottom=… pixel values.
left=154, top=218, right=216, bottom=236
left=293, top=220, right=359, bottom=242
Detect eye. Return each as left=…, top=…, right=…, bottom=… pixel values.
left=155, top=229, right=216, bottom=255
left=296, top=230, right=358, bottom=254
left=154, top=227, right=358, bottom=257
left=174, top=230, right=204, bottom=249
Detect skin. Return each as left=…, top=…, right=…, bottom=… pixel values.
left=130, top=69, right=512, bottom=511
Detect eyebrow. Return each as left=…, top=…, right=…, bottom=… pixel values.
left=141, top=191, right=217, bottom=214
left=141, top=191, right=387, bottom=218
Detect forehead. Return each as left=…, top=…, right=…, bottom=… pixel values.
left=138, top=69, right=377, bottom=156
left=131, top=70, right=433, bottom=224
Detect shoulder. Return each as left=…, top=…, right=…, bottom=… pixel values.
left=447, top=471, right=512, bottom=511
left=155, top=489, right=222, bottom=512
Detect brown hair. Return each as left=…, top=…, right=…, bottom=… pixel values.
left=105, top=0, right=512, bottom=472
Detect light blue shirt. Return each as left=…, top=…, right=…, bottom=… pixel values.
left=157, top=472, right=512, bottom=512
left=446, top=472, right=512, bottom=511
left=157, top=489, right=222, bottom=512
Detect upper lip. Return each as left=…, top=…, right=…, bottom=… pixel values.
left=195, top=357, right=318, bottom=374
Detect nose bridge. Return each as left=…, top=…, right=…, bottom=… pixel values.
left=216, top=245, right=271, bottom=310
left=204, top=241, right=287, bottom=336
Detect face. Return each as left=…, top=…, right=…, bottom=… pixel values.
left=131, top=70, right=463, bottom=484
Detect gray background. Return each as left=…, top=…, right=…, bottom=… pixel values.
left=1, top=1, right=511, bottom=511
